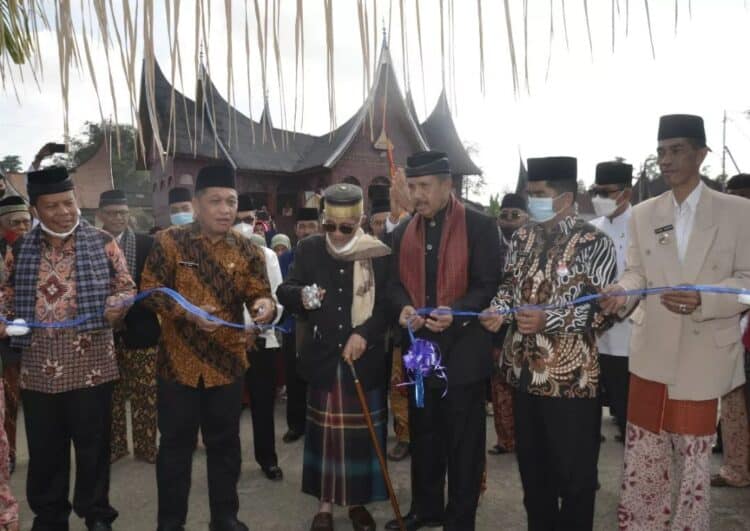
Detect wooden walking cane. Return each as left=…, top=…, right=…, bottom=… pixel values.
left=346, top=360, right=406, bottom=531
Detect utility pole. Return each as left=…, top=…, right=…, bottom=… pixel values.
left=722, top=109, right=727, bottom=177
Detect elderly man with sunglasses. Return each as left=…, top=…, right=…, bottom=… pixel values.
left=277, top=183, right=391, bottom=531
left=589, top=162, right=635, bottom=443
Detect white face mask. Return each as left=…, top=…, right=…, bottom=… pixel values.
left=234, top=222, right=254, bottom=238
left=40, top=217, right=80, bottom=239
left=591, top=191, right=623, bottom=218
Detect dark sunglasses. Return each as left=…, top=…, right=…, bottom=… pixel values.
left=322, top=221, right=356, bottom=234
left=499, top=210, right=525, bottom=221
left=588, top=187, right=624, bottom=198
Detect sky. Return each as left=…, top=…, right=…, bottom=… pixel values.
left=2, top=0, right=750, bottom=203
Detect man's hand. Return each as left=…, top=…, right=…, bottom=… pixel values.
left=187, top=304, right=221, bottom=333
left=660, top=289, right=701, bottom=315
left=342, top=333, right=367, bottom=364
left=600, top=284, right=628, bottom=315
left=516, top=309, right=546, bottom=335
left=399, top=305, right=425, bottom=331
left=0, top=321, right=7, bottom=339
left=250, top=297, right=276, bottom=325
left=104, top=294, right=131, bottom=326
left=479, top=307, right=505, bottom=333
left=390, top=167, right=413, bottom=213
left=32, top=142, right=57, bottom=169
left=425, top=306, right=453, bottom=333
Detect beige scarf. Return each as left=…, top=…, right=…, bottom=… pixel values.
left=326, top=228, right=391, bottom=327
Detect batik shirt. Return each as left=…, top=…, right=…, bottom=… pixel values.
left=1, top=234, right=135, bottom=393
left=140, top=223, right=271, bottom=388
left=491, top=215, right=616, bottom=398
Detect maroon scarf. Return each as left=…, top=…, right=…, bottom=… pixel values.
left=399, top=195, right=469, bottom=308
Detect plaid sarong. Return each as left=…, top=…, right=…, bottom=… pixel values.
left=303, top=364, right=388, bottom=506
left=12, top=220, right=112, bottom=349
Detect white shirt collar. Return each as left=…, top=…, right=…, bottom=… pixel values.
left=606, top=204, right=632, bottom=226
left=671, top=180, right=704, bottom=212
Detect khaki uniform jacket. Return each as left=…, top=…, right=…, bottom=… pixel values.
left=617, top=186, right=750, bottom=401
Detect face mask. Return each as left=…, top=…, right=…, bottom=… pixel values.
left=591, top=196, right=618, bottom=218
left=233, top=222, right=254, bottom=238
left=500, top=226, right=517, bottom=241
left=170, top=212, right=193, bottom=226
left=527, top=194, right=563, bottom=223
left=40, top=218, right=80, bottom=239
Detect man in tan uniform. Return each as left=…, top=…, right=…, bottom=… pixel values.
left=602, top=114, right=750, bottom=530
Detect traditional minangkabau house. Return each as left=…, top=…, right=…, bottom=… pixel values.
left=138, top=41, right=481, bottom=232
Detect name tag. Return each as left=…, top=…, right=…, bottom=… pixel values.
left=178, top=261, right=199, bottom=268
left=654, top=225, right=674, bottom=235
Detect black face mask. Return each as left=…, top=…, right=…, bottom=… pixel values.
left=500, top=226, right=517, bottom=240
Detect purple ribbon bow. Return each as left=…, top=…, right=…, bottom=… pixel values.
left=400, top=336, right=448, bottom=408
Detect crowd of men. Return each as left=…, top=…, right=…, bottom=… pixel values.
left=0, top=111, right=746, bottom=531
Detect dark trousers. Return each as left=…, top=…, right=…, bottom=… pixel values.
left=282, top=333, right=307, bottom=434
left=514, top=392, right=600, bottom=531
left=245, top=344, right=278, bottom=468
left=156, top=377, right=243, bottom=528
left=408, top=380, right=486, bottom=531
left=599, top=353, right=630, bottom=436
left=22, top=382, right=118, bottom=531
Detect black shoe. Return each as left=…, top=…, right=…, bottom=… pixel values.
left=261, top=464, right=283, bottom=481
left=282, top=429, right=303, bottom=443
left=88, top=522, right=112, bottom=531
left=208, top=519, right=249, bottom=531
left=488, top=444, right=509, bottom=455
left=385, top=512, right=443, bottom=531
left=600, top=434, right=606, bottom=442
left=614, top=433, right=625, bottom=443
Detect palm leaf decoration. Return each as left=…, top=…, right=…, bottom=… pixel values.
left=0, top=0, right=35, bottom=65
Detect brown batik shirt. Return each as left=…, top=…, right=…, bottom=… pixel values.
left=1, top=233, right=135, bottom=393
left=491, top=215, right=616, bottom=399
left=140, top=223, right=272, bottom=388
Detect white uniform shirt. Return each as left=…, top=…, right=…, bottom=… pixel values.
left=243, top=245, right=284, bottom=349
left=671, top=181, right=704, bottom=263
left=591, top=206, right=633, bottom=357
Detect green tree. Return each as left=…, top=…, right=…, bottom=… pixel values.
left=0, top=154, right=22, bottom=173
left=61, top=121, right=150, bottom=195
left=487, top=193, right=501, bottom=217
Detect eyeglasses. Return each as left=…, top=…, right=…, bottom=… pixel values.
left=237, top=215, right=255, bottom=225
left=499, top=210, right=525, bottom=221
left=588, top=188, right=624, bottom=198
left=322, top=221, right=356, bottom=234
left=101, top=210, right=130, bottom=218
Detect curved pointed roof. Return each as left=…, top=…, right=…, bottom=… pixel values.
left=421, top=90, right=481, bottom=176
left=139, top=41, right=429, bottom=174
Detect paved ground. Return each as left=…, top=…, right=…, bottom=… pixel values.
left=8, top=403, right=750, bottom=530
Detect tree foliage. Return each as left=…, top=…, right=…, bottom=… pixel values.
left=55, top=122, right=150, bottom=195
left=487, top=193, right=501, bottom=217
left=0, top=154, right=22, bottom=173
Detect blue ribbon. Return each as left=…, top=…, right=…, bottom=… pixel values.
left=400, top=284, right=750, bottom=406
left=0, top=287, right=289, bottom=334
